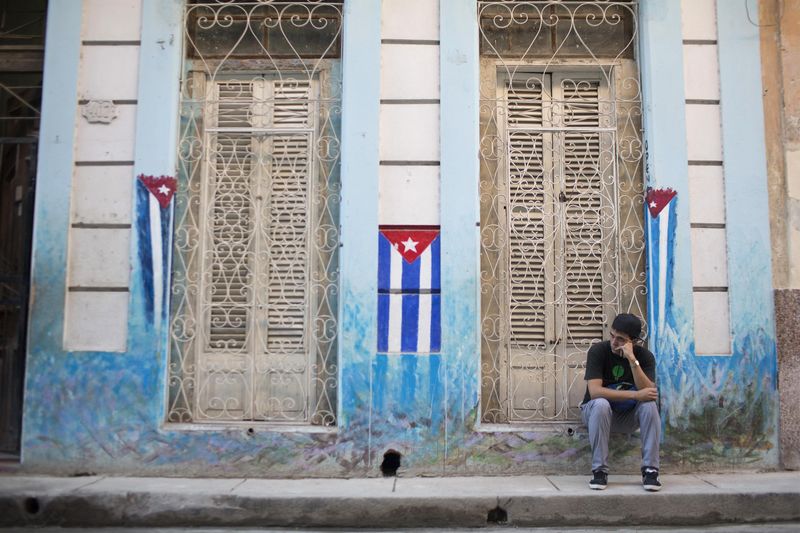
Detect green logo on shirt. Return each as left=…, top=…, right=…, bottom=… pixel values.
left=612, top=364, right=625, bottom=380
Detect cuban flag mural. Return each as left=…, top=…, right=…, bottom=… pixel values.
left=377, top=226, right=441, bottom=353
left=645, top=187, right=677, bottom=342
left=136, top=174, right=176, bottom=325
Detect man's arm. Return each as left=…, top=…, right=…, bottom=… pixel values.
left=621, top=341, right=656, bottom=391
left=587, top=378, right=658, bottom=402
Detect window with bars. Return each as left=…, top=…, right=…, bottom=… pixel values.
left=167, top=1, right=342, bottom=426
left=478, top=1, right=646, bottom=424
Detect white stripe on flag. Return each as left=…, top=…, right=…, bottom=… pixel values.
left=417, top=293, right=431, bottom=353
left=419, top=244, right=431, bottom=290
left=390, top=243, right=402, bottom=289
left=149, top=196, right=162, bottom=319
left=388, top=293, right=402, bottom=352
left=658, top=204, right=669, bottom=337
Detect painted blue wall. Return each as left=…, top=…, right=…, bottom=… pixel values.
left=718, top=1, right=774, bottom=337
left=337, top=0, right=381, bottom=465
left=638, top=0, right=778, bottom=465
left=440, top=0, right=481, bottom=466
left=21, top=0, right=779, bottom=476
left=639, top=0, right=692, bottom=335
left=21, top=0, right=82, bottom=464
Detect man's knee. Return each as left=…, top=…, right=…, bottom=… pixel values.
left=637, top=400, right=660, bottom=421
left=587, top=398, right=612, bottom=418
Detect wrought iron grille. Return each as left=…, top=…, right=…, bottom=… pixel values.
left=478, top=1, right=646, bottom=423
left=167, top=0, right=342, bottom=425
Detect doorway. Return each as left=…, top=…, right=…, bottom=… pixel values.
left=0, top=0, right=46, bottom=455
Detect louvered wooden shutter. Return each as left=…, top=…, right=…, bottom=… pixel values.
left=553, top=75, right=612, bottom=418
left=197, top=76, right=316, bottom=421
left=252, top=79, right=313, bottom=419
left=197, top=79, right=258, bottom=420
left=505, top=76, right=556, bottom=418
left=502, top=74, right=613, bottom=420
left=208, top=81, right=255, bottom=352
left=557, top=78, right=606, bottom=346
left=506, top=77, right=553, bottom=350
left=263, top=79, right=312, bottom=356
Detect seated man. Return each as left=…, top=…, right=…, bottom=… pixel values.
left=580, top=313, right=662, bottom=491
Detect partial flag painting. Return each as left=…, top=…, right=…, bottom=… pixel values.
left=645, top=187, right=677, bottom=341
left=378, top=227, right=441, bottom=354
left=136, top=174, right=177, bottom=325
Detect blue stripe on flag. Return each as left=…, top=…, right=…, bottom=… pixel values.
left=377, top=293, right=390, bottom=352
left=430, top=294, right=441, bottom=352
left=401, top=294, right=419, bottom=352
left=136, top=182, right=154, bottom=324
left=647, top=208, right=659, bottom=337
left=402, top=253, right=420, bottom=291
left=378, top=233, right=391, bottom=291
left=664, top=201, right=677, bottom=324
left=160, top=200, right=172, bottom=323
left=430, top=235, right=441, bottom=290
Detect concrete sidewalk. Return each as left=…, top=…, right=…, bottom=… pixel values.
left=1, top=472, right=799, bottom=529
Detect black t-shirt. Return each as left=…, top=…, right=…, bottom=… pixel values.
left=581, top=340, right=656, bottom=405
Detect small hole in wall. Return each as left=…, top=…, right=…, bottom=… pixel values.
left=567, top=427, right=575, bottom=436
left=24, top=497, right=40, bottom=515
left=380, top=449, right=401, bottom=477
left=487, top=506, right=508, bottom=524
left=247, top=427, right=255, bottom=436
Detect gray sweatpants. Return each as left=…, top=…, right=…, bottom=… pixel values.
left=581, top=398, right=661, bottom=473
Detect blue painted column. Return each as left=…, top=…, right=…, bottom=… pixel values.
left=21, top=0, right=82, bottom=458
left=134, top=0, right=183, bottom=178
left=717, top=2, right=775, bottom=340
left=128, top=0, right=184, bottom=426
left=25, top=0, right=81, bottom=358
left=716, top=1, right=778, bottom=461
left=638, top=0, right=693, bottom=347
left=130, top=0, right=184, bottom=426
left=637, top=0, right=778, bottom=466
left=636, top=0, right=698, bottom=443
left=338, top=0, right=380, bottom=456
left=440, top=0, right=480, bottom=462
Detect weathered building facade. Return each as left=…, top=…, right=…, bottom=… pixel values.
left=4, top=0, right=795, bottom=476
left=762, top=0, right=800, bottom=471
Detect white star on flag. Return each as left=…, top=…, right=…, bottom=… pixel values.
left=650, top=201, right=657, bottom=209
left=401, top=237, right=418, bottom=253
left=158, top=185, right=171, bottom=196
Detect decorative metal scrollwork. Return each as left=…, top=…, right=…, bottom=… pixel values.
left=478, top=1, right=647, bottom=423
left=167, top=0, right=342, bottom=425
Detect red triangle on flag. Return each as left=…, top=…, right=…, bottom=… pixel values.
left=380, top=228, right=439, bottom=263
left=138, top=174, right=177, bottom=209
left=645, top=187, right=677, bottom=218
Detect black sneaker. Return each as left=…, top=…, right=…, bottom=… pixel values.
left=642, top=466, right=662, bottom=491
left=589, top=469, right=608, bottom=490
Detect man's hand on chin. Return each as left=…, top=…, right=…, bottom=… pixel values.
left=621, top=340, right=636, bottom=361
